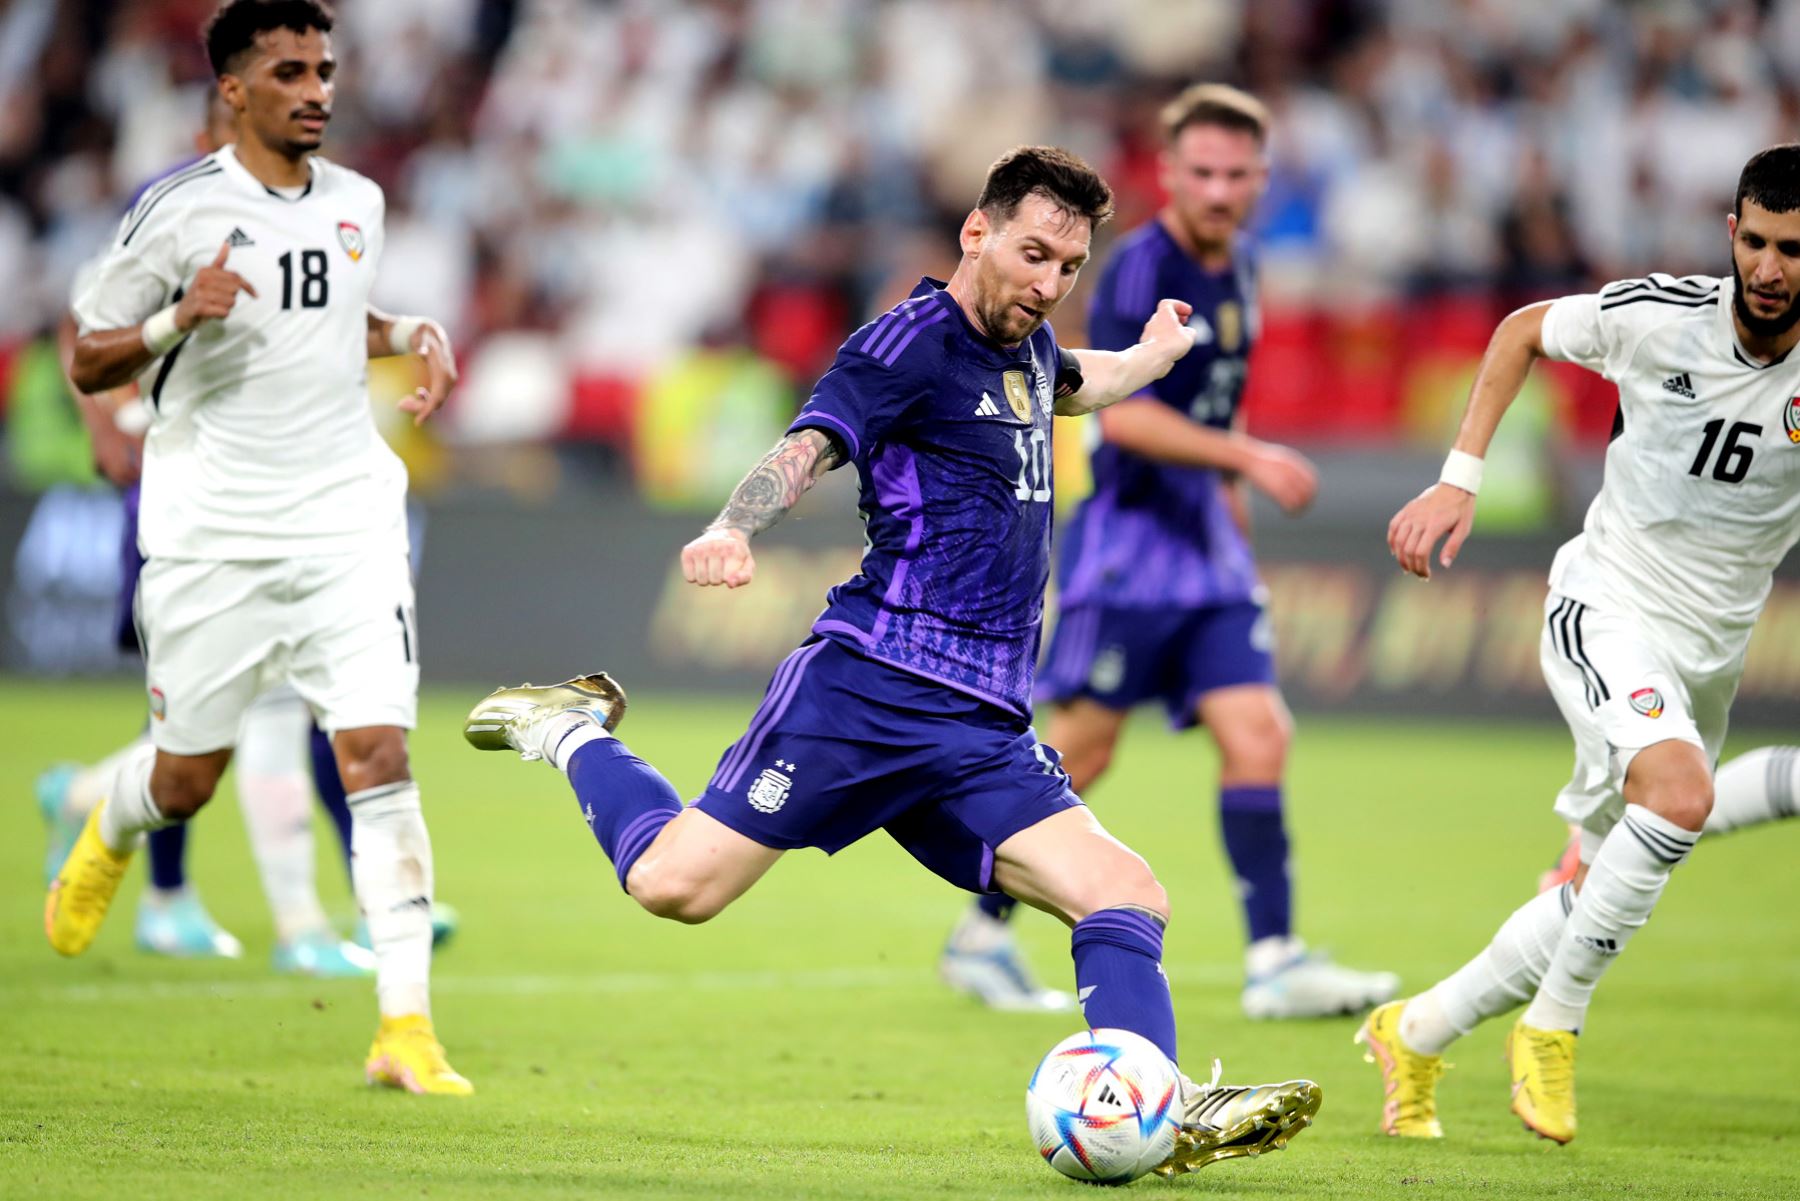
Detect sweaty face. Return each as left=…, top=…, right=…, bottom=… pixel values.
left=1729, top=200, right=1800, bottom=339
left=228, top=27, right=335, bottom=157
left=1159, top=124, right=1266, bottom=254
left=965, top=192, right=1092, bottom=346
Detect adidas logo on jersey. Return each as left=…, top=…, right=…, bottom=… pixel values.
left=974, top=393, right=1002, bottom=417
left=226, top=226, right=255, bottom=247
left=1661, top=372, right=1696, bottom=399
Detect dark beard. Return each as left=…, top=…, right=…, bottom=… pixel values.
left=1731, top=259, right=1800, bottom=339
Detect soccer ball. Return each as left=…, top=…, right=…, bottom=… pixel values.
left=1025, top=1027, right=1182, bottom=1184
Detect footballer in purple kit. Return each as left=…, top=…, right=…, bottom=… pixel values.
left=941, top=85, right=1398, bottom=1019
left=467, top=144, right=1321, bottom=1176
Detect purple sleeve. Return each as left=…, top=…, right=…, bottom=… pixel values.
left=788, top=346, right=926, bottom=469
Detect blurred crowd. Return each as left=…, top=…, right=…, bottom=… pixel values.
left=2, top=0, right=1798, bottom=462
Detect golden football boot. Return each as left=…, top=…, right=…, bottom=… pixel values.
left=365, top=1014, right=474, bottom=1096
left=1153, top=1061, right=1322, bottom=1177
left=463, top=672, right=627, bottom=758
left=1355, top=999, right=1446, bottom=1137
left=1505, top=1020, right=1576, bottom=1144
left=44, top=800, right=134, bottom=957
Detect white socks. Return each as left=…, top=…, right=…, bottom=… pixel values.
left=237, top=692, right=329, bottom=942
left=67, top=736, right=152, bottom=824
left=1706, top=746, right=1800, bottom=835
left=1522, top=804, right=1698, bottom=1032
left=547, top=716, right=612, bottom=772
left=97, top=740, right=167, bottom=854
left=1400, top=883, right=1571, bottom=1056
left=348, top=780, right=435, bottom=1018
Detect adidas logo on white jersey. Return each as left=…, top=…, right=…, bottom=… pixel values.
left=1661, top=372, right=1696, bottom=398
left=974, top=393, right=1002, bottom=417
left=226, top=226, right=255, bottom=247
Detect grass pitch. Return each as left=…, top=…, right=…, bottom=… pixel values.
left=1, top=680, right=1796, bottom=1200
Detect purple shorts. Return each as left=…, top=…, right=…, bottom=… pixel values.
left=1036, top=599, right=1276, bottom=729
left=695, top=639, right=1081, bottom=893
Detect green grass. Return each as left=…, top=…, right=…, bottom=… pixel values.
left=2, top=680, right=1796, bottom=1199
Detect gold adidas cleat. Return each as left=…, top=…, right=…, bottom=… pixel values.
left=463, top=672, right=628, bottom=757
left=1505, top=1019, right=1576, bottom=1144
left=1355, top=999, right=1446, bottom=1137
left=365, top=1014, right=474, bottom=1096
left=1153, top=1063, right=1322, bottom=1177
left=45, top=800, right=134, bottom=957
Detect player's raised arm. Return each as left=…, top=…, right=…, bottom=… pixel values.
left=1056, top=298, right=1199, bottom=416
left=1388, top=300, right=1552, bottom=579
left=680, top=428, right=842, bottom=589
left=70, top=240, right=256, bottom=395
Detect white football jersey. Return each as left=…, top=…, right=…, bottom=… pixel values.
left=72, top=144, right=406, bottom=561
left=1540, top=273, right=1800, bottom=673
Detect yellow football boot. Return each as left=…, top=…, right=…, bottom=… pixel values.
left=365, top=1014, right=474, bottom=1096
left=45, top=800, right=133, bottom=957
left=1505, top=1020, right=1576, bottom=1143
left=1355, top=1000, right=1446, bottom=1137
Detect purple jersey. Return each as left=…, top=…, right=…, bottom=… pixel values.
left=789, top=278, right=1068, bottom=717
left=1056, top=220, right=1260, bottom=610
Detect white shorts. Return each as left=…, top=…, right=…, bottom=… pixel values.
left=138, top=549, right=419, bottom=755
left=1539, top=592, right=1737, bottom=862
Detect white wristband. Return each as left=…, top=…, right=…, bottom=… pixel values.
left=140, top=305, right=185, bottom=357
left=388, top=316, right=426, bottom=356
left=1439, top=449, right=1484, bottom=496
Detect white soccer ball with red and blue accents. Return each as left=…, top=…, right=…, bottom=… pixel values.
left=1026, top=1027, right=1181, bottom=1184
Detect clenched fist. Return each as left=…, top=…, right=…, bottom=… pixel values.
left=681, top=527, right=756, bottom=588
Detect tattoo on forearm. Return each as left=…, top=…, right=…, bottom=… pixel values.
left=708, top=429, right=841, bottom=537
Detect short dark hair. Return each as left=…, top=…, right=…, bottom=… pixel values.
left=976, top=145, right=1114, bottom=231
left=203, top=0, right=335, bottom=77
left=1736, top=144, right=1800, bottom=217
left=1160, top=83, right=1269, bottom=146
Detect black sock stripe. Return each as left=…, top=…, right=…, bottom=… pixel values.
left=1622, top=813, right=1696, bottom=860
left=1623, top=811, right=1697, bottom=855
left=1558, top=881, right=1574, bottom=916
left=1619, top=817, right=1683, bottom=865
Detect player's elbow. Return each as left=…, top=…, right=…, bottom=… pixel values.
left=68, top=344, right=111, bottom=395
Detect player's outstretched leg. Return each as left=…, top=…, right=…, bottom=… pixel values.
left=1355, top=881, right=1573, bottom=1138
left=1509, top=744, right=1706, bottom=1144
left=465, top=673, right=777, bottom=922
left=993, top=807, right=1321, bottom=1177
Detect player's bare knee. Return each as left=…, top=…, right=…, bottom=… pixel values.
left=627, top=863, right=726, bottom=925
left=337, top=736, right=411, bottom=794
left=1080, top=859, right=1168, bottom=925
left=150, top=761, right=222, bottom=820
left=1624, top=743, right=1714, bottom=831
left=1216, top=710, right=1290, bottom=782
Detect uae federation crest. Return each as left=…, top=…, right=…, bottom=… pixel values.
left=338, top=220, right=364, bottom=262
left=1629, top=687, right=1664, bottom=719
left=1784, top=395, right=1800, bottom=443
